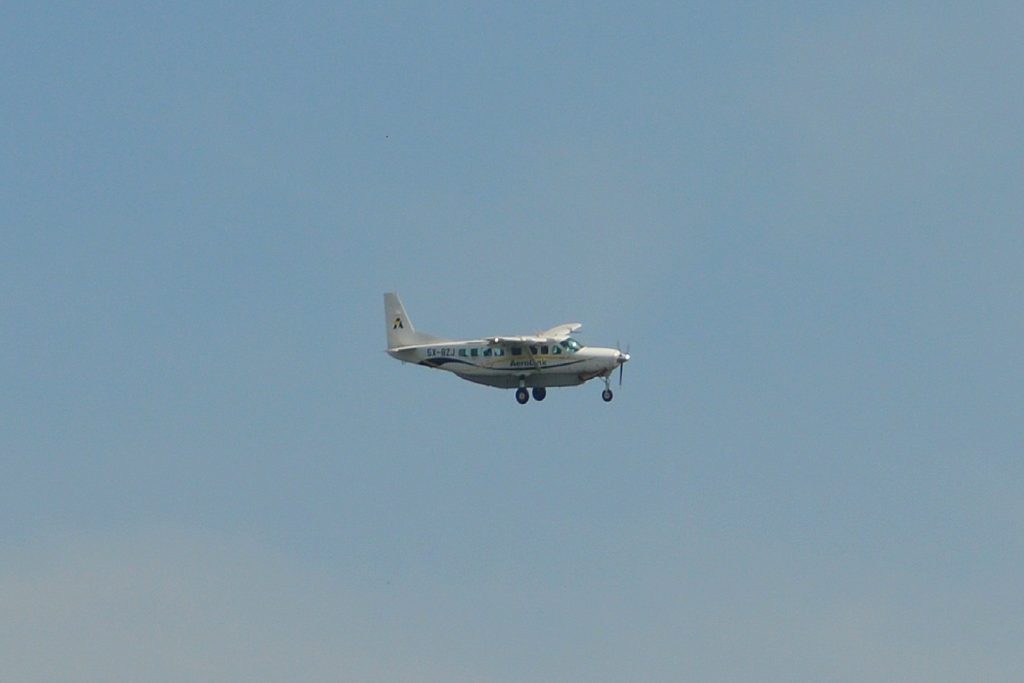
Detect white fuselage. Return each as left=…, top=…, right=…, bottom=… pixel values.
left=387, top=338, right=624, bottom=389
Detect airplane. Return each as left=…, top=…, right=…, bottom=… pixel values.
left=384, top=292, right=630, bottom=404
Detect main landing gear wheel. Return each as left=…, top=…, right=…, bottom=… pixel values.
left=515, top=387, right=530, bottom=404
left=532, top=387, right=547, bottom=401
left=602, top=388, right=613, bottom=402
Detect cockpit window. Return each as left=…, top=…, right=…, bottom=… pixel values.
left=560, top=338, right=582, bottom=353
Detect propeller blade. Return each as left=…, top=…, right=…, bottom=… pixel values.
left=618, top=342, right=629, bottom=386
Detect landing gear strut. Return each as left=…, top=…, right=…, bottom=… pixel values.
left=601, top=376, right=613, bottom=402
left=515, top=377, right=530, bottom=404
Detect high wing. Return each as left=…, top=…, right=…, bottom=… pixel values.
left=538, top=323, right=581, bottom=340
left=486, top=335, right=549, bottom=345
left=486, top=323, right=581, bottom=346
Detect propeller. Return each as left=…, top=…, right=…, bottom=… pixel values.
left=617, top=341, right=630, bottom=386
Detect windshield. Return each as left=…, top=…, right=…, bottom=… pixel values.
left=561, top=338, right=583, bottom=353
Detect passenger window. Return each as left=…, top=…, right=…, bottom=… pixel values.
left=541, top=345, right=549, bottom=354
left=483, top=348, right=492, bottom=357
left=458, top=348, right=467, bottom=357
left=511, top=347, right=522, bottom=356
left=552, top=345, right=561, bottom=354
left=470, top=348, right=479, bottom=357
left=529, top=345, right=538, bottom=354
left=494, top=348, right=504, bottom=356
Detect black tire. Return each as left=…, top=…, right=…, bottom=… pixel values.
left=516, top=387, right=530, bottom=404
left=602, top=389, right=613, bottom=402
left=532, top=387, right=547, bottom=401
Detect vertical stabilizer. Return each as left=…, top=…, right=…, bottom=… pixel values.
left=385, top=292, right=447, bottom=348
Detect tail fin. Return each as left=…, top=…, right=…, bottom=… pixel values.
left=384, top=292, right=447, bottom=348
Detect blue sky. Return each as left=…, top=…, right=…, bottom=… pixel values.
left=3, top=3, right=1023, bottom=681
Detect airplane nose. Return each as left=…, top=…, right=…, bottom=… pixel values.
left=614, top=349, right=630, bottom=387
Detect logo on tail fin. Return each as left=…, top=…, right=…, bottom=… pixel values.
left=393, top=317, right=404, bottom=330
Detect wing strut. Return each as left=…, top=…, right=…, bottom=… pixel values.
left=523, top=344, right=541, bottom=373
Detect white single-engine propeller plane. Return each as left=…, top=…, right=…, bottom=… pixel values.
left=384, top=292, right=630, bottom=404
